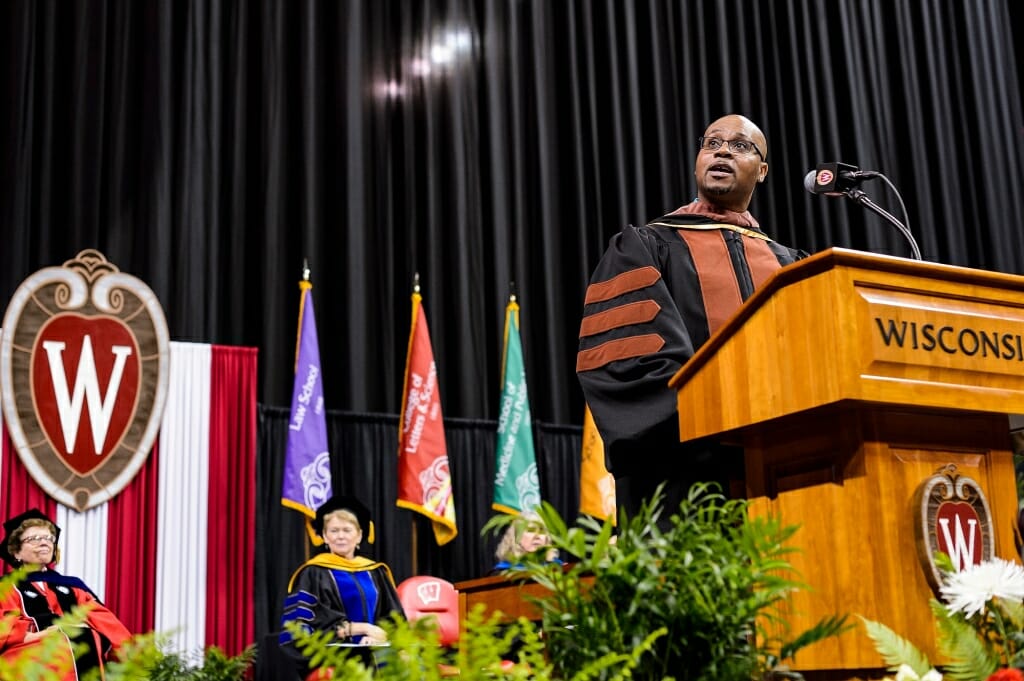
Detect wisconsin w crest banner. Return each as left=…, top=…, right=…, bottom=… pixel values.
left=0, top=250, right=170, bottom=511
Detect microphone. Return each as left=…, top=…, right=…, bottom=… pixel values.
left=803, top=161, right=921, bottom=260
left=803, top=162, right=881, bottom=196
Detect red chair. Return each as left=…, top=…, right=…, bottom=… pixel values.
left=396, top=575, right=460, bottom=646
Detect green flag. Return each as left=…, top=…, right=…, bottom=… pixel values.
left=493, top=296, right=540, bottom=514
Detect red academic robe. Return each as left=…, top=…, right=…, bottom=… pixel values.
left=0, top=570, right=131, bottom=680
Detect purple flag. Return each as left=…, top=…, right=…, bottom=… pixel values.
left=281, top=281, right=332, bottom=522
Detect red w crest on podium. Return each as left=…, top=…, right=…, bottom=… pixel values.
left=914, top=464, right=995, bottom=594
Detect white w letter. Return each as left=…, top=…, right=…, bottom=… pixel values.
left=939, top=515, right=978, bottom=571
left=43, top=336, right=133, bottom=454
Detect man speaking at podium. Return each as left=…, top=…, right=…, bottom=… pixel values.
left=577, top=114, right=809, bottom=517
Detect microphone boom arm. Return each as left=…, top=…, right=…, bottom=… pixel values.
left=844, top=188, right=922, bottom=261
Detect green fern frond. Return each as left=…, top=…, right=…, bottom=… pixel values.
left=779, top=615, right=852, bottom=661
left=860, top=616, right=933, bottom=676
left=1000, top=598, right=1024, bottom=631
left=933, top=608, right=998, bottom=681
left=569, top=627, right=666, bottom=681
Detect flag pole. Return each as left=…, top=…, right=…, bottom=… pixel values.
left=411, top=516, right=419, bottom=576
left=302, top=257, right=312, bottom=564
left=410, top=272, right=421, bottom=576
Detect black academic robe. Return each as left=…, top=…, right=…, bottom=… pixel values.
left=577, top=206, right=807, bottom=497
left=278, top=553, right=405, bottom=675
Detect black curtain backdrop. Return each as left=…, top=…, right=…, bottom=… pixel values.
left=3, top=0, right=1024, bottom=650
left=254, top=406, right=580, bottom=645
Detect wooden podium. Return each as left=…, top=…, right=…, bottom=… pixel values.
left=668, top=248, right=1024, bottom=673
left=455, top=574, right=547, bottom=624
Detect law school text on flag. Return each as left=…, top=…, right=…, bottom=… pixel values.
left=281, top=275, right=333, bottom=539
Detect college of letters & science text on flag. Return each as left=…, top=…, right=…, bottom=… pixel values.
left=492, top=293, right=541, bottom=515
left=396, top=283, right=457, bottom=545
left=579, top=403, right=616, bottom=524
left=281, top=274, right=333, bottom=542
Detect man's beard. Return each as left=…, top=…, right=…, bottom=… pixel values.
left=698, top=180, right=733, bottom=197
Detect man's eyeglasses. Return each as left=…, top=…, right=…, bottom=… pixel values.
left=21, top=535, right=56, bottom=546
left=698, top=136, right=765, bottom=160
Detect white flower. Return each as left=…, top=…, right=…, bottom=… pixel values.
left=939, top=557, right=1024, bottom=618
left=892, top=664, right=942, bottom=681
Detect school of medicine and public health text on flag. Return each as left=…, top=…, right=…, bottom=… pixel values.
left=492, top=296, right=540, bottom=515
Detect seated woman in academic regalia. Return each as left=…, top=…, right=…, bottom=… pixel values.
left=278, top=495, right=405, bottom=679
left=0, top=508, right=132, bottom=680
left=491, top=511, right=562, bottom=574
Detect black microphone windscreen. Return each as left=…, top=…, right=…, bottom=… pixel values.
left=803, top=170, right=818, bottom=194
left=806, top=162, right=857, bottom=195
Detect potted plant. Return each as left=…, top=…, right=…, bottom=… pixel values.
left=87, top=632, right=255, bottom=681
left=863, top=555, right=1024, bottom=681
left=486, top=483, right=849, bottom=681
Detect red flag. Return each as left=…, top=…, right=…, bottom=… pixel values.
left=396, top=289, right=457, bottom=545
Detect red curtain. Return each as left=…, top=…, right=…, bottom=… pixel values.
left=3, top=343, right=258, bottom=653
left=1, top=428, right=57, bottom=571
left=205, top=345, right=258, bottom=655
left=104, top=442, right=160, bottom=633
